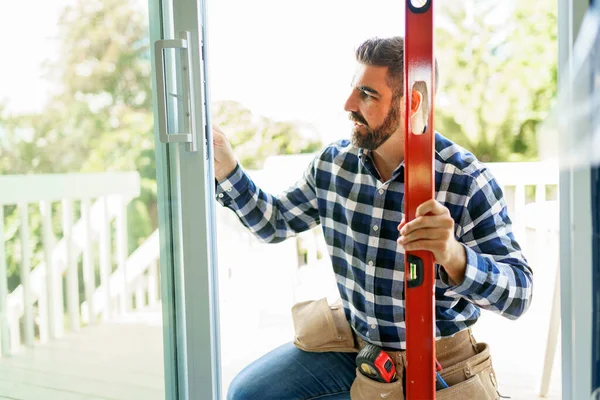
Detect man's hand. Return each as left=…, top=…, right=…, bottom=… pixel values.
left=213, top=125, right=238, bottom=182
left=397, top=199, right=467, bottom=284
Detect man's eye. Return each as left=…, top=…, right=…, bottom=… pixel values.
left=360, top=91, right=372, bottom=98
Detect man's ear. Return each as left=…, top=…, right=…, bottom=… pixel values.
left=410, top=89, right=422, bottom=117
left=409, top=89, right=425, bottom=135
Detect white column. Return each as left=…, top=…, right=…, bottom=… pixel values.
left=36, top=273, right=49, bottom=344
left=42, top=200, right=64, bottom=339
left=39, top=200, right=55, bottom=342
left=99, top=197, right=112, bottom=321
left=116, top=196, right=129, bottom=314
left=19, top=203, right=34, bottom=346
left=62, top=199, right=80, bottom=332
left=81, top=199, right=96, bottom=325
left=0, top=206, right=11, bottom=356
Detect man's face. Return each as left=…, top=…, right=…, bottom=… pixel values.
left=344, top=64, right=403, bottom=150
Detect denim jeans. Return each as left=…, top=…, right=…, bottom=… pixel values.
left=227, top=342, right=357, bottom=400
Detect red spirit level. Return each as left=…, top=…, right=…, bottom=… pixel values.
left=404, top=0, right=436, bottom=399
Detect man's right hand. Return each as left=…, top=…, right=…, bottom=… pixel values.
left=212, top=125, right=238, bottom=182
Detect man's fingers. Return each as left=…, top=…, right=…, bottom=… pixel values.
left=399, top=215, right=454, bottom=235
left=399, top=238, right=445, bottom=256
left=398, top=227, right=449, bottom=244
left=415, top=199, right=448, bottom=217
left=212, top=125, right=229, bottom=147
left=398, top=201, right=449, bottom=231
left=397, top=216, right=406, bottom=231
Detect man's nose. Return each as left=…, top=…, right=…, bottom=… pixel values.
left=344, top=91, right=358, bottom=112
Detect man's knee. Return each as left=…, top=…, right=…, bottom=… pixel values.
left=226, top=371, right=261, bottom=400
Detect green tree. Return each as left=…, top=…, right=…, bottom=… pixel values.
left=1, top=0, right=153, bottom=176
left=211, top=100, right=322, bottom=169
left=435, top=0, right=557, bottom=162
left=0, top=0, right=323, bottom=281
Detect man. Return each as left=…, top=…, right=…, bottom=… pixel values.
left=214, top=37, right=533, bottom=399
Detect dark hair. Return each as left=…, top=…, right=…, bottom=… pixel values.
left=355, top=36, right=439, bottom=117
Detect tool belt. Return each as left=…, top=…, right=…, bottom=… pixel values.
left=291, top=298, right=502, bottom=399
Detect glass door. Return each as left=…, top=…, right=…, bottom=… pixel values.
left=0, top=0, right=185, bottom=399
left=148, top=0, right=220, bottom=398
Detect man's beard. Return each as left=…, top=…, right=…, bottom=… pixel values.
left=350, top=99, right=401, bottom=150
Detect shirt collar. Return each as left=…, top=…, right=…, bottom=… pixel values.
left=358, top=148, right=405, bottom=183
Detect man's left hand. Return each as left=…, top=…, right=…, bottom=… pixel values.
left=397, top=199, right=467, bottom=284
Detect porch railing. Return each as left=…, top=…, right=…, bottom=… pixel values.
left=246, top=159, right=560, bottom=279
left=0, top=172, right=162, bottom=356
left=0, top=160, right=560, bottom=368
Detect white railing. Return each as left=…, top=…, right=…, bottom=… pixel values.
left=218, top=158, right=561, bottom=395
left=485, top=161, right=559, bottom=249
left=0, top=159, right=561, bottom=394
left=215, top=158, right=561, bottom=393
left=0, top=172, right=161, bottom=356
left=216, top=159, right=560, bottom=319
left=81, top=230, right=161, bottom=322
left=242, top=159, right=560, bottom=270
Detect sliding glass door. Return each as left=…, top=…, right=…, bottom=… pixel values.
left=148, top=0, right=220, bottom=398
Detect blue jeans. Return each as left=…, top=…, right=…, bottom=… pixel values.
left=227, top=342, right=358, bottom=400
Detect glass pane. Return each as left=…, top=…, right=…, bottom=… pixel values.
left=208, top=0, right=559, bottom=399
left=0, top=1, right=166, bottom=398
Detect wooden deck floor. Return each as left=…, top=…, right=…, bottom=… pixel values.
left=0, top=311, right=165, bottom=400
left=0, top=304, right=563, bottom=400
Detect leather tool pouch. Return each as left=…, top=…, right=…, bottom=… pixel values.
left=291, top=298, right=501, bottom=399
left=436, top=342, right=501, bottom=400
left=350, top=342, right=501, bottom=400
left=291, top=298, right=357, bottom=353
left=350, top=367, right=405, bottom=400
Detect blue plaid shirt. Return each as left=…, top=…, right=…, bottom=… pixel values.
left=216, top=132, right=533, bottom=350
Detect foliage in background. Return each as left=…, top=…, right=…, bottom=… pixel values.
left=212, top=100, right=322, bottom=170
left=0, top=0, right=322, bottom=285
left=435, top=0, right=557, bottom=162
left=0, top=0, right=558, bottom=288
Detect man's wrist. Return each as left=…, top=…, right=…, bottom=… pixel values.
left=443, top=241, right=467, bottom=285
left=216, top=162, right=238, bottom=182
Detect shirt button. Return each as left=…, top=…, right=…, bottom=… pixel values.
left=378, top=189, right=384, bottom=195
left=371, top=324, right=377, bottom=329
left=373, top=225, right=379, bottom=231
left=226, top=187, right=233, bottom=192
left=218, top=193, right=224, bottom=198
left=368, top=261, right=374, bottom=266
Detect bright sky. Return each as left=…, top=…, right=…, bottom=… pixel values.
left=207, top=0, right=407, bottom=143
left=0, top=0, right=408, bottom=145
left=0, top=0, right=73, bottom=114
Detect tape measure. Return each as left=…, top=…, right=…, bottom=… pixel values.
left=356, top=343, right=398, bottom=383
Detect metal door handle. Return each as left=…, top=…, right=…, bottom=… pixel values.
left=154, top=31, right=198, bottom=152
